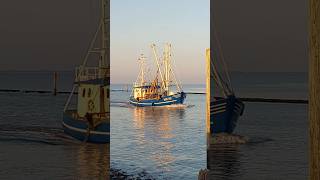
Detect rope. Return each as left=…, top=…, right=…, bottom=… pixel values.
left=213, top=28, right=233, bottom=90
left=210, top=25, right=235, bottom=96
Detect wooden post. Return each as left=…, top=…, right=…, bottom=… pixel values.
left=53, top=72, right=57, bottom=96
left=205, top=49, right=211, bottom=179
left=206, top=49, right=211, bottom=135
left=206, top=49, right=211, bottom=138
left=310, top=0, right=320, bottom=179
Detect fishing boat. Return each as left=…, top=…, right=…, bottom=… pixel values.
left=206, top=48, right=245, bottom=134
left=129, top=43, right=186, bottom=107
left=62, top=0, right=110, bottom=143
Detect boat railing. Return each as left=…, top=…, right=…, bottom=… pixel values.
left=65, top=110, right=110, bottom=121
left=75, top=66, right=109, bottom=82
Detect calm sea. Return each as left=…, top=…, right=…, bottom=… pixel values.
left=0, top=71, right=308, bottom=179
left=0, top=71, right=109, bottom=179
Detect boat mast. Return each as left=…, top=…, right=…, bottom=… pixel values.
left=139, top=55, right=146, bottom=86
left=151, top=44, right=165, bottom=91
left=164, top=43, right=171, bottom=93
left=99, top=0, right=109, bottom=78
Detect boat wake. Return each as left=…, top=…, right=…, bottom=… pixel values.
left=210, top=133, right=273, bottom=145
left=111, top=101, right=194, bottom=109
left=210, top=133, right=249, bottom=145
left=0, top=125, right=81, bottom=145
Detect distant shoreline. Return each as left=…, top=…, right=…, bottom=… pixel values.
left=0, top=89, right=308, bottom=104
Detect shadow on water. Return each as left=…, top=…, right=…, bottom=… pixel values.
left=208, top=144, right=242, bottom=180
left=208, top=134, right=274, bottom=180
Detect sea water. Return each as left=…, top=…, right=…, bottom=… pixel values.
left=0, top=71, right=109, bottom=179
left=0, top=71, right=308, bottom=179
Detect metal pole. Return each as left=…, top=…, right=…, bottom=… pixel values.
left=309, top=0, right=320, bottom=179
left=53, top=72, right=57, bottom=96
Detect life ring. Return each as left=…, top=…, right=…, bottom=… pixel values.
left=88, top=99, right=95, bottom=112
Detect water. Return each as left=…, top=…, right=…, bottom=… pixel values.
left=111, top=84, right=207, bottom=180
left=111, top=72, right=308, bottom=179
left=209, top=72, right=308, bottom=179
left=0, top=72, right=109, bottom=179
left=0, top=71, right=308, bottom=179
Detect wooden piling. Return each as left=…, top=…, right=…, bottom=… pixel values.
left=53, top=72, right=57, bottom=96
left=205, top=48, right=211, bottom=178
left=206, top=49, right=211, bottom=136
left=309, top=0, right=320, bottom=179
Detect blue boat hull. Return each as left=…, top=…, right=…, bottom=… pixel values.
left=129, top=92, right=186, bottom=107
left=210, top=96, right=244, bottom=134
left=62, top=111, right=110, bottom=143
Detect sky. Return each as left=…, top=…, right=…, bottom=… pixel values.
left=0, top=0, right=308, bottom=82
left=0, top=0, right=101, bottom=71
left=211, top=0, right=308, bottom=73
left=110, top=0, right=210, bottom=84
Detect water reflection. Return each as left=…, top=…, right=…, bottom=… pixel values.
left=208, top=143, right=242, bottom=180
left=131, top=106, right=186, bottom=170
left=76, top=144, right=110, bottom=179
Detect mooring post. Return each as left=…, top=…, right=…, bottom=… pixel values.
left=53, top=72, right=57, bottom=96
left=310, top=0, right=320, bottom=179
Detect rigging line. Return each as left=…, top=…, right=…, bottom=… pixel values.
left=89, top=0, right=95, bottom=34
left=64, top=85, right=76, bottom=112
left=212, top=24, right=228, bottom=80
left=212, top=58, right=232, bottom=94
left=212, top=26, right=233, bottom=92
left=169, top=45, right=183, bottom=91
left=211, top=63, right=232, bottom=96
left=168, top=62, right=182, bottom=92
left=151, top=44, right=165, bottom=91
left=211, top=62, right=226, bottom=95
left=81, top=21, right=102, bottom=67
left=210, top=57, right=229, bottom=97
left=211, top=48, right=232, bottom=94
left=131, top=67, right=142, bottom=96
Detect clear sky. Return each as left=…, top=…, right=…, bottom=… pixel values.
left=110, top=0, right=210, bottom=84
left=0, top=0, right=307, bottom=76
left=211, top=0, right=308, bottom=73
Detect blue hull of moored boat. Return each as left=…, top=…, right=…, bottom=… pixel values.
left=129, top=92, right=186, bottom=107
left=210, top=95, right=244, bottom=134
left=62, top=111, right=110, bottom=143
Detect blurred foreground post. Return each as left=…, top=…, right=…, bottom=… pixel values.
left=310, top=0, right=320, bottom=179
left=198, top=169, right=208, bottom=180
left=53, top=72, right=58, bottom=96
